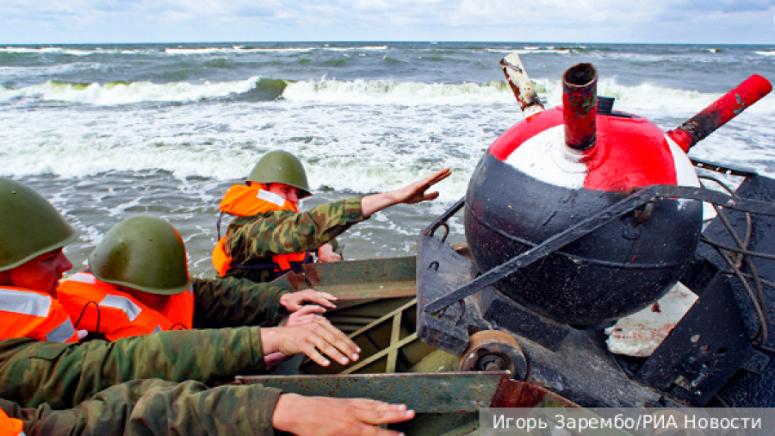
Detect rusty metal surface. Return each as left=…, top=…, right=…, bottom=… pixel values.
left=562, top=63, right=598, bottom=150
left=500, top=52, right=544, bottom=117
left=235, top=371, right=510, bottom=413
left=271, top=255, right=417, bottom=300
left=459, top=330, right=528, bottom=380
left=491, top=378, right=579, bottom=408
left=668, top=74, right=771, bottom=151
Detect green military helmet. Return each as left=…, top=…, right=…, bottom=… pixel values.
left=0, top=178, right=77, bottom=272
left=89, top=215, right=190, bottom=295
left=247, top=150, right=312, bottom=198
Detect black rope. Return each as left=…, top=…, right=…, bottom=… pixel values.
left=216, top=211, right=225, bottom=240
left=704, top=240, right=769, bottom=346
left=72, top=300, right=101, bottom=337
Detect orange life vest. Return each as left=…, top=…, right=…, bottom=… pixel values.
left=211, top=184, right=310, bottom=277
left=0, top=286, right=78, bottom=343
left=0, top=409, right=23, bottom=436
left=57, top=272, right=194, bottom=341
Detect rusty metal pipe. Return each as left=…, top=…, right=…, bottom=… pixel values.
left=667, top=74, right=772, bottom=152
left=563, top=63, right=598, bottom=151
left=500, top=53, right=544, bottom=117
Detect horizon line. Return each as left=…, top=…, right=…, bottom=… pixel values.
left=1, top=39, right=772, bottom=47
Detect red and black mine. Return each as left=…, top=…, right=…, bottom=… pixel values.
left=464, top=63, right=715, bottom=326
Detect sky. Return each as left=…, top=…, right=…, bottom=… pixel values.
left=0, top=0, right=774, bottom=44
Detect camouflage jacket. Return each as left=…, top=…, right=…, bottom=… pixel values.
left=0, top=326, right=267, bottom=409
left=1, top=378, right=280, bottom=435
left=192, top=276, right=287, bottom=328
left=224, top=196, right=366, bottom=282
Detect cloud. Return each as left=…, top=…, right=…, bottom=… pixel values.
left=0, top=0, right=772, bottom=43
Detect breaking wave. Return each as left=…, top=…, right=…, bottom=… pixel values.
left=0, top=76, right=274, bottom=105
left=1, top=76, right=773, bottom=114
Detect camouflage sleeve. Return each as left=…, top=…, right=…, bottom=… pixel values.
left=192, top=277, right=288, bottom=328
left=226, top=196, right=366, bottom=263
left=0, top=326, right=266, bottom=409
left=1, top=379, right=280, bottom=435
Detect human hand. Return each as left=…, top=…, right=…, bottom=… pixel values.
left=263, top=306, right=327, bottom=368
left=317, top=243, right=342, bottom=263
left=272, top=393, right=415, bottom=436
left=389, top=167, right=451, bottom=205
left=261, top=317, right=360, bottom=367
left=286, top=304, right=326, bottom=326
left=361, top=168, right=452, bottom=217
left=280, top=289, right=337, bottom=312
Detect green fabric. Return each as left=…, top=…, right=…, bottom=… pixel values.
left=192, top=277, right=288, bottom=328
left=89, top=215, right=190, bottom=295
left=248, top=150, right=311, bottom=198
left=224, top=196, right=366, bottom=282
left=0, top=327, right=266, bottom=409
left=0, top=178, right=76, bottom=272
left=0, top=378, right=280, bottom=435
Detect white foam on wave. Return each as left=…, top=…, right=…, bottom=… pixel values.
left=755, top=50, right=775, bottom=57
left=0, top=99, right=484, bottom=203
left=321, top=45, right=388, bottom=52
left=530, top=77, right=775, bottom=115
left=0, top=76, right=261, bottom=105
left=165, top=46, right=313, bottom=55
left=164, top=45, right=385, bottom=55
left=0, top=47, right=94, bottom=56
left=0, top=47, right=156, bottom=56
left=485, top=48, right=571, bottom=54
left=282, top=77, right=775, bottom=115
left=3, top=76, right=774, bottom=117
left=282, top=79, right=511, bottom=105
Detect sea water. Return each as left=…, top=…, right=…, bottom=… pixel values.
left=1, top=42, right=773, bottom=275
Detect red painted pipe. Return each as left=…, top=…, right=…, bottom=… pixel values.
left=667, top=74, right=772, bottom=152
left=563, top=63, right=598, bottom=151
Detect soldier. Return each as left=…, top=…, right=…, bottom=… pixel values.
left=0, top=178, right=414, bottom=434
left=57, top=215, right=336, bottom=342
left=212, top=149, right=451, bottom=282
left=1, top=378, right=414, bottom=435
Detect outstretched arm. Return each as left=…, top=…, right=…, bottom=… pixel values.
left=361, top=168, right=451, bottom=217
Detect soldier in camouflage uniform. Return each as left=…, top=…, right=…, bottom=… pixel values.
left=218, top=150, right=451, bottom=282
left=0, top=178, right=414, bottom=435
left=57, top=215, right=337, bottom=340
left=1, top=378, right=414, bottom=435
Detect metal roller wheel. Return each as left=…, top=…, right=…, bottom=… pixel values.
left=458, top=330, right=528, bottom=380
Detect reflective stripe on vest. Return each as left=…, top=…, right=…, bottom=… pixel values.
left=100, top=294, right=142, bottom=322
left=0, top=288, right=51, bottom=317
left=67, top=272, right=142, bottom=322
left=212, top=183, right=309, bottom=277
left=57, top=272, right=194, bottom=341
left=0, top=286, right=78, bottom=343
left=0, top=409, right=24, bottom=436
left=46, top=318, right=77, bottom=343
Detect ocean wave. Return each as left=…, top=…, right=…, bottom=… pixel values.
left=0, top=47, right=94, bottom=56
left=486, top=48, right=572, bottom=55
left=282, top=77, right=775, bottom=113
left=321, top=45, right=388, bottom=52
left=2, top=76, right=773, bottom=114
left=755, top=50, right=775, bottom=57
left=0, top=77, right=266, bottom=105
left=164, top=45, right=386, bottom=55
left=165, top=46, right=313, bottom=55
left=282, top=79, right=511, bottom=104
left=0, top=46, right=155, bottom=56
